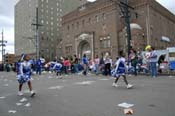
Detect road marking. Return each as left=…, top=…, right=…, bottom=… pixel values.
left=99, top=79, right=110, bottom=81
left=75, top=81, right=95, bottom=85
left=0, top=96, right=6, bottom=99
left=16, top=103, right=23, bottom=106
left=24, top=102, right=31, bottom=107
left=48, top=86, right=64, bottom=90
left=20, top=98, right=27, bottom=102
left=8, top=110, right=17, bottom=113
left=118, top=102, right=134, bottom=108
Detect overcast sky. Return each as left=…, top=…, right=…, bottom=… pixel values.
left=0, top=0, right=175, bottom=60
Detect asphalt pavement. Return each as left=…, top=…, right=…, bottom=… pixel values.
left=0, top=71, right=175, bottom=116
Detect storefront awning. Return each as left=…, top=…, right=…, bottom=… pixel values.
left=130, top=23, right=142, bottom=30
left=161, top=36, right=170, bottom=42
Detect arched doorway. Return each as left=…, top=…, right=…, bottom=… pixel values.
left=78, top=40, right=91, bottom=58
left=75, top=32, right=94, bottom=59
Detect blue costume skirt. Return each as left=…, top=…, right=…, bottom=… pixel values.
left=111, top=68, right=125, bottom=78
left=17, top=73, right=31, bottom=84
left=111, top=61, right=126, bottom=78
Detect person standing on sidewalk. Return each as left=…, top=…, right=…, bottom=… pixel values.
left=73, top=55, right=79, bottom=73
left=36, top=58, right=42, bottom=75
left=82, top=54, right=88, bottom=75
left=17, top=54, right=35, bottom=97
left=99, top=54, right=105, bottom=75
left=63, top=57, right=71, bottom=74
left=148, top=47, right=158, bottom=78
left=129, top=49, right=138, bottom=76
left=104, top=53, right=111, bottom=76
left=111, top=51, right=133, bottom=89
left=94, top=55, right=100, bottom=75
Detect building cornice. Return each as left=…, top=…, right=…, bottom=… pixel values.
left=62, top=1, right=116, bottom=25
left=149, top=0, right=175, bottom=23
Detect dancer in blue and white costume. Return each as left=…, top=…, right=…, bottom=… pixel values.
left=17, top=54, right=35, bottom=97
left=49, top=61, right=56, bottom=73
left=53, top=61, right=62, bottom=77
left=111, top=51, right=133, bottom=89
left=36, top=58, right=42, bottom=75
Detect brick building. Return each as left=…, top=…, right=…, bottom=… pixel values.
left=61, top=0, right=175, bottom=59
left=4, top=54, right=15, bottom=64
left=15, top=0, right=87, bottom=61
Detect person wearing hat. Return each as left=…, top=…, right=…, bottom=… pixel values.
left=144, top=45, right=152, bottom=74
left=17, top=54, right=36, bottom=97
left=145, top=45, right=151, bottom=51
left=147, top=47, right=158, bottom=78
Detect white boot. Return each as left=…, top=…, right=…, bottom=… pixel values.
left=30, top=90, right=36, bottom=97
left=112, top=83, right=118, bottom=87
left=18, top=91, right=23, bottom=96
left=127, top=84, right=133, bottom=89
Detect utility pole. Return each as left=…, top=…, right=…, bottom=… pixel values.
left=120, top=0, right=133, bottom=59
left=0, top=30, right=7, bottom=64
left=32, top=7, right=42, bottom=60
left=110, top=0, right=134, bottom=60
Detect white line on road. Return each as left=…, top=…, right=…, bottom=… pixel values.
left=20, top=98, right=27, bottom=102
left=24, top=102, right=31, bottom=107
left=16, top=103, right=23, bottom=106
left=74, top=81, right=95, bottom=85
left=8, top=110, right=17, bottom=114
left=0, top=96, right=6, bottom=99
left=48, top=86, right=64, bottom=90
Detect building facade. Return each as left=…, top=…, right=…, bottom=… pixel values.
left=15, top=0, right=87, bottom=61
left=4, top=54, right=15, bottom=64
left=61, top=0, right=175, bottom=60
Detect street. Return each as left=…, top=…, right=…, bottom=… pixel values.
left=0, top=72, right=175, bottom=116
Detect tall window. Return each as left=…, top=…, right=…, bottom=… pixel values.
left=88, top=18, right=91, bottom=24
left=41, top=20, right=44, bottom=24
left=95, top=15, right=99, bottom=22
left=76, top=22, right=79, bottom=28
left=82, top=20, right=85, bottom=27
left=100, top=36, right=111, bottom=48
left=51, top=33, right=54, bottom=36
left=102, top=13, right=106, bottom=20
left=72, top=24, right=74, bottom=29
left=65, top=46, right=72, bottom=54
left=67, top=25, right=70, bottom=31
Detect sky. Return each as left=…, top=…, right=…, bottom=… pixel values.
left=0, top=0, right=175, bottom=60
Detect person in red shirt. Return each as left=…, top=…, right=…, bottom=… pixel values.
left=63, top=57, right=71, bottom=74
